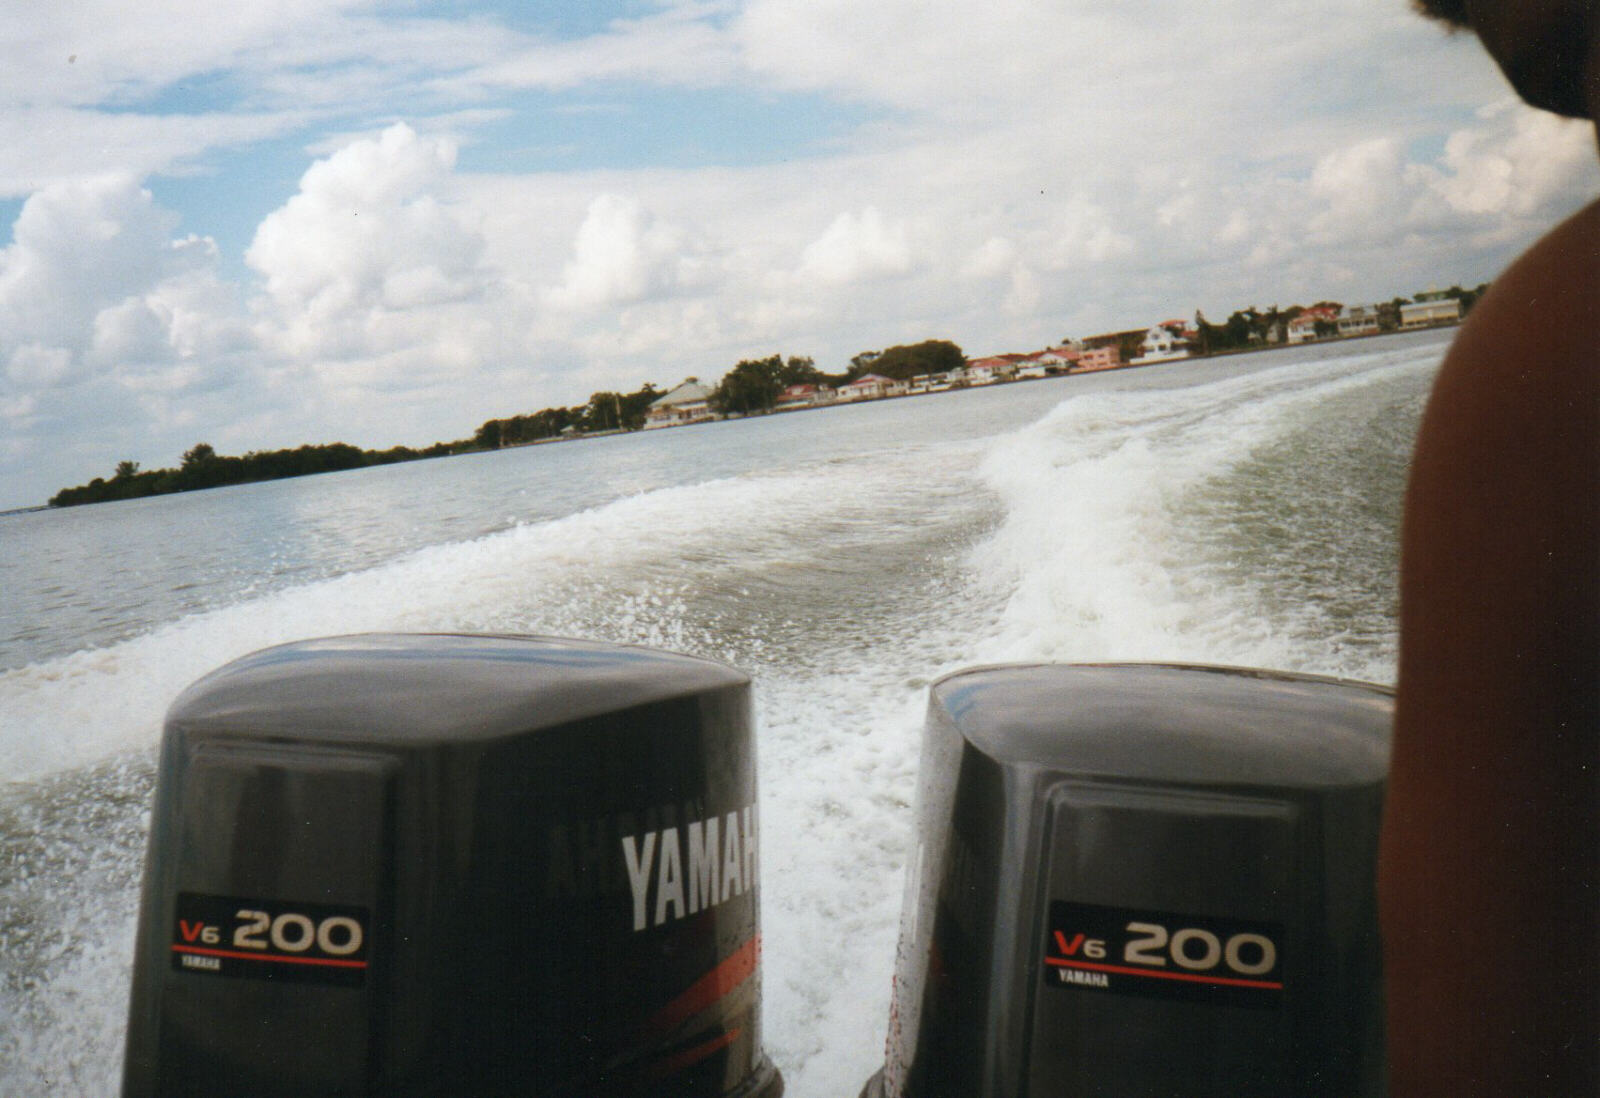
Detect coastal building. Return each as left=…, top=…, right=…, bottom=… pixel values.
left=1130, top=321, right=1192, bottom=365
left=775, top=383, right=835, bottom=410
left=1287, top=305, right=1340, bottom=344
left=1287, top=315, right=1318, bottom=343
left=1337, top=304, right=1382, bottom=337
left=965, top=356, right=1021, bottom=384
left=1075, top=344, right=1122, bottom=372
left=644, top=378, right=716, bottom=429
left=836, top=373, right=905, bottom=402
left=908, top=371, right=967, bottom=392
left=1400, top=296, right=1461, bottom=328
left=1029, top=346, right=1080, bottom=373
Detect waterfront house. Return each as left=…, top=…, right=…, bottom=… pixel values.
left=1400, top=296, right=1461, bottom=328
left=1287, top=315, right=1317, bottom=343
left=644, top=378, right=716, bottom=428
left=910, top=370, right=966, bottom=392
left=1130, top=321, right=1192, bottom=365
left=1287, top=306, right=1340, bottom=344
left=1029, top=346, right=1080, bottom=373
left=775, top=383, right=835, bottom=410
left=966, top=355, right=1024, bottom=385
left=836, top=373, right=905, bottom=401
left=1338, top=305, right=1382, bottom=336
left=1075, top=344, right=1122, bottom=372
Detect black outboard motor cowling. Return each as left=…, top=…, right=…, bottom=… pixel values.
left=863, top=663, right=1390, bottom=1098
left=123, top=633, right=782, bottom=1098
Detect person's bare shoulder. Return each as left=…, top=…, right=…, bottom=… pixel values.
left=1423, top=196, right=1596, bottom=438
left=1404, top=197, right=1597, bottom=637
left=1385, top=196, right=1597, bottom=1096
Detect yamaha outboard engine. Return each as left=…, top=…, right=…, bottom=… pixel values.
left=123, top=633, right=783, bottom=1098
left=862, top=663, right=1390, bottom=1098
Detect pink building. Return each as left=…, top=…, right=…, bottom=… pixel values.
left=1075, top=345, right=1122, bottom=372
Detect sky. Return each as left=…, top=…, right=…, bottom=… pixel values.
left=1, top=0, right=1595, bottom=509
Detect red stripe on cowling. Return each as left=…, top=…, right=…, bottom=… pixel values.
left=645, top=1029, right=741, bottom=1081
left=647, top=935, right=761, bottom=1036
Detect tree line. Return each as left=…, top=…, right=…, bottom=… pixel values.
left=48, top=339, right=965, bottom=506
left=47, top=441, right=461, bottom=506
left=1187, top=285, right=1489, bottom=355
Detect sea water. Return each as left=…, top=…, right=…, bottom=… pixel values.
left=0, top=328, right=1447, bottom=1095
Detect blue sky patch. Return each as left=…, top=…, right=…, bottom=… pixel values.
left=457, top=83, right=878, bottom=174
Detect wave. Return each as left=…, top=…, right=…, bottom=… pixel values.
left=0, top=439, right=985, bottom=783
left=964, top=346, right=1434, bottom=686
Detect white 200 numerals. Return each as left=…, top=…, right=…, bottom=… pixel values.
left=233, top=909, right=365, bottom=955
left=1123, top=921, right=1276, bottom=976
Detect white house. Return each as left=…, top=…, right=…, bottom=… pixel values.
left=1287, top=306, right=1340, bottom=344
left=1400, top=297, right=1461, bottom=328
left=1287, top=315, right=1319, bottom=344
left=1338, top=305, right=1382, bottom=336
left=1130, top=322, right=1191, bottom=364
left=1028, top=346, right=1079, bottom=373
left=644, top=378, right=715, bottom=428
left=836, top=373, right=904, bottom=402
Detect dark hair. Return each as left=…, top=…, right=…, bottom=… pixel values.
left=1413, top=0, right=1470, bottom=28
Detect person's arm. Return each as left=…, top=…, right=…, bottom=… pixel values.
left=1382, top=198, right=1599, bottom=1095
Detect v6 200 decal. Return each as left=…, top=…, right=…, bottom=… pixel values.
left=170, top=892, right=370, bottom=987
left=1043, top=901, right=1284, bottom=1009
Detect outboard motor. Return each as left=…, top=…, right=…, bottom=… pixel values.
left=862, top=663, right=1390, bottom=1098
left=123, top=633, right=783, bottom=1098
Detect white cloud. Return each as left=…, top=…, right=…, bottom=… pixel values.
left=546, top=193, right=693, bottom=310
left=1301, top=104, right=1596, bottom=252
left=1309, top=138, right=1410, bottom=243
left=962, top=236, right=1018, bottom=280
left=6, top=344, right=77, bottom=388
left=247, top=123, right=493, bottom=356
left=1428, top=103, right=1596, bottom=220
left=91, top=298, right=171, bottom=365
left=797, top=207, right=913, bottom=284
left=447, top=3, right=743, bottom=94
left=0, top=174, right=234, bottom=384
left=0, top=108, right=302, bottom=199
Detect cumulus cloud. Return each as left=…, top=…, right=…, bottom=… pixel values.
left=0, top=175, right=239, bottom=391
left=797, top=207, right=913, bottom=285
left=1300, top=103, right=1596, bottom=254
left=0, top=174, right=178, bottom=349
left=546, top=193, right=692, bottom=310
left=1308, top=138, right=1411, bottom=243
left=1427, top=103, right=1595, bottom=220
left=247, top=123, right=493, bottom=356
left=0, top=174, right=267, bottom=504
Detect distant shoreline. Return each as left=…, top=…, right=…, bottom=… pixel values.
left=36, top=322, right=1458, bottom=511
left=716, top=321, right=1457, bottom=416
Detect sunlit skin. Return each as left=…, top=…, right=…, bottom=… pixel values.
left=1383, top=2, right=1599, bottom=1094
